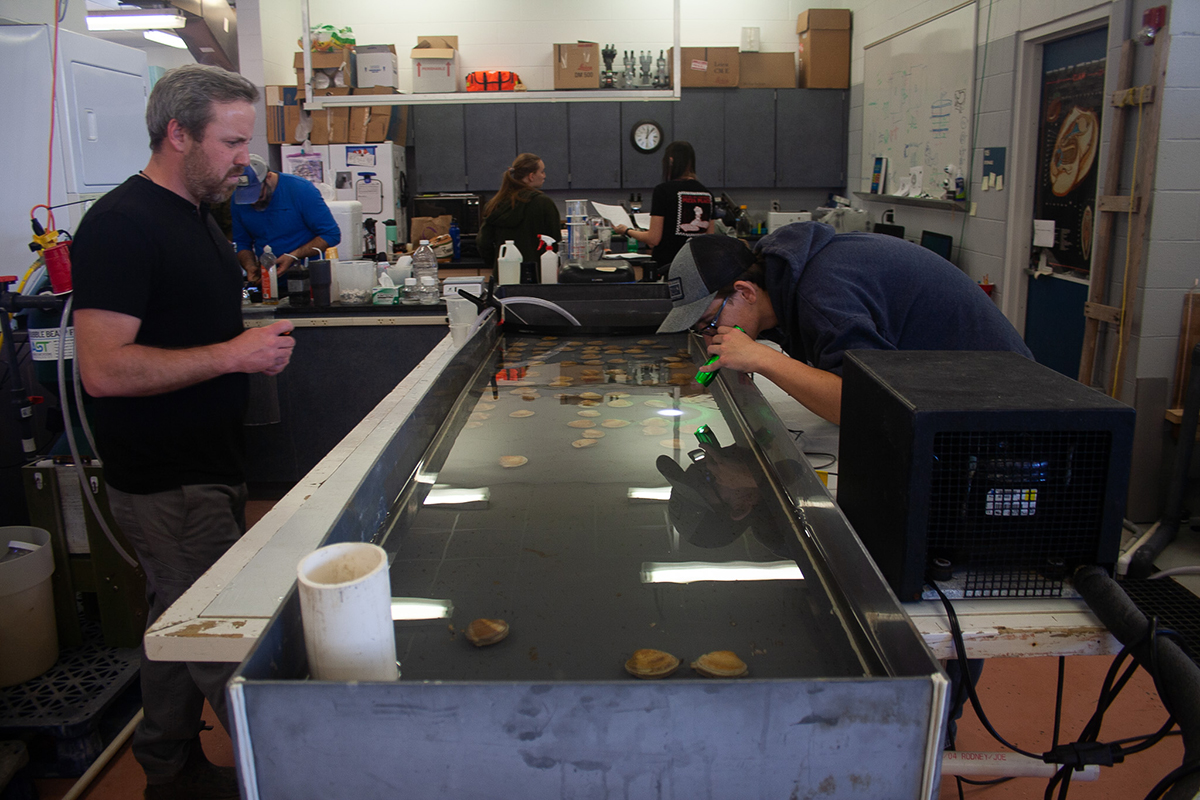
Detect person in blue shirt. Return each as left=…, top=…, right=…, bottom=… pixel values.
left=231, top=154, right=341, bottom=280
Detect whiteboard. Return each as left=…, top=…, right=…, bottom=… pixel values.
left=862, top=2, right=977, bottom=198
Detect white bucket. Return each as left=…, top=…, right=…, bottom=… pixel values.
left=0, top=526, right=58, bottom=687
left=297, top=542, right=397, bottom=681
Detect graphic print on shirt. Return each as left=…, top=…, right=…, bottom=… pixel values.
left=675, top=192, right=712, bottom=235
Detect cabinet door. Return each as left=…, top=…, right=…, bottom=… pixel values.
left=620, top=101, right=675, bottom=190
left=412, top=104, right=466, bottom=192
left=775, top=89, right=848, bottom=188
left=672, top=89, right=725, bottom=189
left=516, top=104, right=569, bottom=192
left=723, top=89, right=776, bottom=188
left=567, top=103, right=621, bottom=189
left=465, top=105, right=517, bottom=192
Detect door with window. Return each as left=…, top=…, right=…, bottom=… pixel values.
left=1024, top=27, right=1108, bottom=376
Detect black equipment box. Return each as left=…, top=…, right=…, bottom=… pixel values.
left=838, top=350, right=1135, bottom=601
left=558, top=264, right=636, bottom=283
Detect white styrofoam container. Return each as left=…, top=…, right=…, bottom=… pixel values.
left=767, top=211, right=814, bottom=233
left=357, top=45, right=399, bottom=89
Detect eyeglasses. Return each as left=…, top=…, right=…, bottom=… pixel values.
left=694, top=294, right=731, bottom=336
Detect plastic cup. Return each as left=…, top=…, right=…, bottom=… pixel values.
left=446, top=296, right=476, bottom=326
left=449, top=323, right=471, bottom=347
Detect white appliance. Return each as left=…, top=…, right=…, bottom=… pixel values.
left=327, top=143, right=406, bottom=241
left=767, top=211, right=813, bottom=233
left=1, top=25, right=148, bottom=270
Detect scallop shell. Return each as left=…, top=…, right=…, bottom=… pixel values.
left=465, top=618, right=510, bottom=647
left=571, top=438, right=598, bottom=448
left=499, top=455, right=528, bottom=468
left=475, top=402, right=496, bottom=411
left=690, top=650, right=748, bottom=678
left=607, top=399, right=633, bottom=408
left=624, top=649, right=680, bottom=679
left=659, top=438, right=683, bottom=449
left=577, top=409, right=601, bottom=417
left=579, top=392, right=603, bottom=400
left=568, top=420, right=595, bottom=429
left=581, top=429, right=605, bottom=439
left=579, top=399, right=600, bottom=407
left=509, top=410, right=535, bottom=418
left=601, top=419, right=632, bottom=428
left=465, top=420, right=484, bottom=429
left=643, top=399, right=669, bottom=408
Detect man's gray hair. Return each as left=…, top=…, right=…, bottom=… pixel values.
left=146, top=64, right=258, bottom=151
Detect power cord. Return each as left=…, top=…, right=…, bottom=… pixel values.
left=930, top=578, right=1183, bottom=800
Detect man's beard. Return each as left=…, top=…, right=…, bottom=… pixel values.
left=183, top=145, right=240, bottom=204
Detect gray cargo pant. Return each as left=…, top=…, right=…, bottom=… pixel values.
left=108, top=483, right=247, bottom=782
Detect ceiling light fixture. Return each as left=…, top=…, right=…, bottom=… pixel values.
left=86, top=9, right=187, bottom=31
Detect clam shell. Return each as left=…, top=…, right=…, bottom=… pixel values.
left=625, top=649, right=680, bottom=679
left=509, top=410, right=535, bottom=418
left=567, top=420, right=595, bottom=429
left=601, top=419, right=632, bottom=428
left=465, top=618, right=510, bottom=647
left=690, top=650, right=747, bottom=678
left=499, top=455, right=528, bottom=468
left=576, top=409, right=601, bottom=417
left=579, top=392, right=603, bottom=400
left=571, top=439, right=598, bottom=449
left=581, top=429, right=605, bottom=439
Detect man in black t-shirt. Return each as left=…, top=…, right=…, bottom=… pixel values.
left=71, top=64, right=295, bottom=800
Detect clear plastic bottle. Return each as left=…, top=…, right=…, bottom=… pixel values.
left=401, top=277, right=419, bottom=305
left=412, top=239, right=438, bottom=291
left=418, top=275, right=439, bottom=305
left=260, top=245, right=279, bottom=305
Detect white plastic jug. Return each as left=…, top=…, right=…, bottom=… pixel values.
left=497, top=240, right=521, bottom=285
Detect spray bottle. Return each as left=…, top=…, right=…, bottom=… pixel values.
left=538, top=235, right=558, bottom=284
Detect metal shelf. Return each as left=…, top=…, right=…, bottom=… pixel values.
left=306, top=89, right=679, bottom=109
left=853, top=191, right=967, bottom=212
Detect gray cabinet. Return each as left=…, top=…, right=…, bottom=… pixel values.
left=465, top=105, right=516, bottom=192
left=412, top=105, right=465, bottom=192
left=672, top=89, right=725, bottom=189
left=776, top=89, right=848, bottom=188
left=620, top=101, right=674, bottom=191
left=567, top=103, right=621, bottom=189
left=723, top=89, right=776, bottom=188
left=516, top=104, right=569, bottom=191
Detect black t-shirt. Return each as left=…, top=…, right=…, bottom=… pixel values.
left=71, top=175, right=249, bottom=494
left=650, top=178, right=713, bottom=266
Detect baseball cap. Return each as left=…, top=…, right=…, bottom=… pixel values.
left=233, top=154, right=268, bottom=204
left=656, top=235, right=756, bottom=334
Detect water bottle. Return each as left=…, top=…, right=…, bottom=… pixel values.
left=260, top=245, right=279, bottom=305
left=412, top=239, right=439, bottom=296
left=497, top=240, right=521, bottom=285
left=401, top=277, right=419, bottom=305
left=418, top=275, right=439, bottom=305
left=449, top=219, right=461, bottom=261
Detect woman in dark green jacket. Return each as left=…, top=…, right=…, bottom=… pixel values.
left=477, top=153, right=561, bottom=276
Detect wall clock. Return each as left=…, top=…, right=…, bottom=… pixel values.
left=630, top=119, right=664, bottom=153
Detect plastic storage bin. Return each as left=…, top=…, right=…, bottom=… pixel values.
left=0, top=526, right=58, bottom=687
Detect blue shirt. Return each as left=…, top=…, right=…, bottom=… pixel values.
left=231, top=172, right=341, bottom=258
left=756, top=222, right=1033, bottom=374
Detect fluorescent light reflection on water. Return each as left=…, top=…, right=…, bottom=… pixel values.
left=627, top=487, right=672, bottom=501
left=640, top=560, right=804, bottom=584
left=391, top=597, right=454, bottom=620
left=424, top=487, right=490, bottom=505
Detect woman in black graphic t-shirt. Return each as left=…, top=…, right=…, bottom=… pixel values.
left=614, top=140, right=714, bottom=269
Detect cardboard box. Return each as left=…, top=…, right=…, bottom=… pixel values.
left=553, top=42, right=599, bottom=89
left=349, top=87, right=408, bottom=144
left=738, top=52, right=796, bottom=89
left=265, top=85, right=300, bottom=144
left=411, top=36, right=458, bottom=93
left=796, top=9, right=851, bottom=89
left=356, top=44, right=399, bottom=89
left=309, top=87, right=351, bottom=145
left=294, top=47, right=356, bottom=90
left=667, top=47, right=739, bottom=88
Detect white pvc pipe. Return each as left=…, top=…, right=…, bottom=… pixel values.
left=942, top=751, right=1099, bottom=781
left=297, top=542, right=397, bottom=681
left=61, top=708, right=144, bottom=800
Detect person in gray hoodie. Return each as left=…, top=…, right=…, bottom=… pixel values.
left=476, top=153, right=561, bottom=274
left=656, top=222, right=1032, bottom=424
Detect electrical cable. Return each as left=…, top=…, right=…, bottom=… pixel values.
left=55, top=296, right=137, bottom=568
left=804, top=451, right=836, bottom=470
left=1053, top=656, right=1066, bottom=748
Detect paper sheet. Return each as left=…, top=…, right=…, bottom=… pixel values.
left=1033, top=220, right=1055, bottom=248
left=634, top=213, right=651, bottom=229
left=591, top=201, right=633, bottom=229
